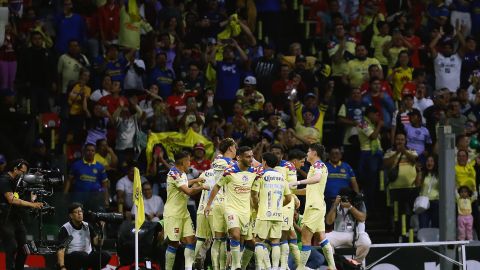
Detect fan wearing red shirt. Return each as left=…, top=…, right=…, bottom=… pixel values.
left=359, top=64, right=392, bottom=97
left=97, top=80, right=128, bottom=114
left=402, top=68, right=427, bottom=99
left=98, top=0, right=120, bottom=44
left=190, top=143, right=211, bottom=173
left=166, top=79, right=191, bottom=118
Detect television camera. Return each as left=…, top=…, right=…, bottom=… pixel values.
left=18, top=168, right=64, bottom=255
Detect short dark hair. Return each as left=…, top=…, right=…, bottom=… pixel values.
left=309, top=143, right=325, bottom=159
left=237, top=146, right=252, bottom=156
left=270, top=144, right=285, bottom=154
left=174, top=151, right=190, bottom=164
left=218, top=138, right=236, bottom=154
left=458, top=186, right=473, bottom=196
left=68, top=202, right=83, bottom=214
left=288, top=149, right=306, bottom=160
left=7, top=159, right=29, bottom=172
left=84, top=143, right=96, bottom=150
left=95, top=138, right=107, bottom=148
left=262, top=152, right=279, bottom=168
left=412, top=68, right=426, bottom=79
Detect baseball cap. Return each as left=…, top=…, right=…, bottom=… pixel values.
left=402, top=88, right=414, bottom=98
left=194, top=143, right=206, bottom=151
left=0, top=154, right=5, bottom=165
left=296, top=55, right=307, bottom=63
left=304, top=92, right=317, bottom=99
left=244, top=76, right=257, bottom=85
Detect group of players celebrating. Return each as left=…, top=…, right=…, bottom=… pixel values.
left=162, top=138, right=336, bottom=270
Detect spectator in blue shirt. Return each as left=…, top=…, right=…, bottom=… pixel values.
left=64, top=143, right=109, bottom=210
left=93, top=44, right=127, bottom=88
left=325, top=147, right=360, bottom=210
left=149, top=52, right=175, bottom=98
left=55, top=0, right=86, bottom=54
left=207, top=39, right=248, bottom=116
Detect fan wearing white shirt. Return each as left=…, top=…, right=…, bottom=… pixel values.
left=116, top=164, right=147, bottom=213
left=413, top=82, right=433, bottom=123
left=131, top=182, right=164, bottom=222
left=90, top=75, right=112, bottom=102
left=429, top=25, right=466, bottom=93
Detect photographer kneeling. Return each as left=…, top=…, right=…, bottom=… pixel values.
left=57, top=203, right=111, bottom=270
left=326, top=187, right=371, bottom=263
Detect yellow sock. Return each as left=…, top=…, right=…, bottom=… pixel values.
left=184, top=244, right=195, bottom=270
left=241, top=245, right=254, bottom=270
left=271, top=243, right=281, bottom=269
left=289, top=240, right=301, bottom=267
left=254, top=243, right=265, bottom=270
left=220, top=239, right=227, bottom=269
left=211, top=239, right=221, bottom=270
left=280, top=241, right=289, bottom=270
left=165, top=246, right=177, bottom=270
left=230, top=239, right=241, bottom=269
left=320, top=239, right=336, bottom=270
left=299, top=245, right=311, bottom=270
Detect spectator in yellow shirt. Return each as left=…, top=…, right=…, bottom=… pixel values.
left=370, top=21, right=391, bottom=73
left=345, top=44, right=382, bottom=88
left=455, top=149, right=477, bottom=194
left=383, top=29, right=411, bottom=69
left=388, top=50, right=414, bottom=101
left=67, top=68, right=91, bottom=143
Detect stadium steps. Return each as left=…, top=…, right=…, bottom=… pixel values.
left=366, top=210, right=396, bottom=243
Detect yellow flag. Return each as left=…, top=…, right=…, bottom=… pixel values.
left=128, top=0, right=141, bottom=22
left=133, top=167, right=144, bottom=231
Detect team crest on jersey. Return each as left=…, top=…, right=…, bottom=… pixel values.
left=313, top=161, right=325, bottom=169
left=266, top=211, right=272, bottom=217
left=92, top=168, right=97, bottom=174
left=242, top=175, right=249, bottom=183
left=340, top=168, right=346, bottom=173
left=168, top=168, right=181, bottom=180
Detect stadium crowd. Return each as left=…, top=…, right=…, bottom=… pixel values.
left=1, top=0, right=480, bottom=269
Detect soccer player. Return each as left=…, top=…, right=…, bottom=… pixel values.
left=290, top=143, right=336, bottom=270
left=271, top=144, right=303, bottom=269
left=210, top=138, right=237, bottom=270
left=205, top=146, right=258, bottom=270
left=164, top=151, right=208, bottom=270
left=194, top=168, right=216, bottom=268
left=252, top=152, right=292, bottom=270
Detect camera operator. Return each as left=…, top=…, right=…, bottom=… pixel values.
left=0, top=159, right=43, bottom=270
left=57, top=202, right=111, bottom=270
left=325, top=187, right=371, bottom=263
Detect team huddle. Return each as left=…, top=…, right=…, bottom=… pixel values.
left=163, top=138, right=336, bottom=270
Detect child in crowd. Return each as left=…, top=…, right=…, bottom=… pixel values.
left=457, top=186, right=477, bottom=240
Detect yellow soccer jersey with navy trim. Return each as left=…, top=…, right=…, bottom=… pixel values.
left=253, top=168, right=291, bottom=221
left=212, top=155, right=236, bottom=199
left=218, top=164, right=258, bottom=217
left=164, top=167, right=190, bottom=218
left=197, top=169, right=216, bottom=215
left=305, top=160, right=328, bottom=210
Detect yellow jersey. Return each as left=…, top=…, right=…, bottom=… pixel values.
left=212, top=156, right=236, bottom=200
left=304, top=160, right=328, bottom=210
left=197, top=169, right=216, bottom=215
left=218, top=164, right=258, bottom=217
left=164, top=167, right=190, bottom=218
left=252, top=168, right=291, bottom=221
left=389, top=66, right=413, bottom=101
left=371, top=34, right=391, bottom=65
left=347, top=57, right=382, bottom=88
